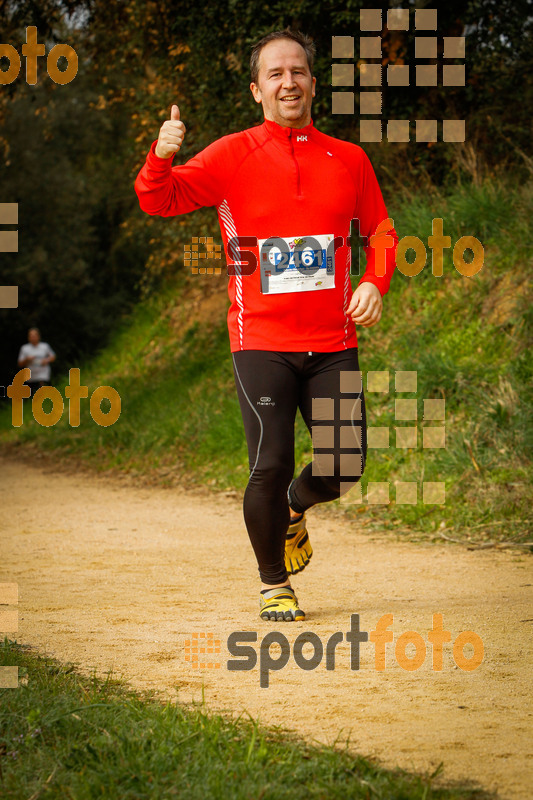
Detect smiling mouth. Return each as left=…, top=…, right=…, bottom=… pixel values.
left=280, top=96, right=300, bottom=103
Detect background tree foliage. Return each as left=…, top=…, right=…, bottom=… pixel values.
left=0, top=0, right=531, bottom=385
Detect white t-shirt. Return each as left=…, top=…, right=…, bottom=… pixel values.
left=18, top=342, right=55, bottom=382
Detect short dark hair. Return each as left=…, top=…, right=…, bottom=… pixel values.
left=250, top=29, right=316, bottom=85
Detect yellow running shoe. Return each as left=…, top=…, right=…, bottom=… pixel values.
left=284, top=514, right=313, bottom=575
left=259, top=586, right=305, bottom=621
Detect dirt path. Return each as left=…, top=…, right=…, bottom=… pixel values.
left=1, top=453, right=531, bottom=798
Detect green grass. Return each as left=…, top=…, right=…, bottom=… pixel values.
left=352, top=176, right=533, bottom=545
left=1, top=176, right=531, bottom=547
left=0, top=638, right=493, bottom=799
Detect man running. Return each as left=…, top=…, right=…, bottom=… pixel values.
left=135, top=29, right=397, bottom=622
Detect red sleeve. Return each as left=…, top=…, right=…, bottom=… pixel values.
left=353, top=150, right=398, bottom=296
left=134, top=139, right=228, bottom=217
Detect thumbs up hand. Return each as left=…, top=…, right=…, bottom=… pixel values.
left=155, top=103, right=186, bottom=159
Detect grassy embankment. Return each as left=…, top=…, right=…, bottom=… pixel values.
left=1, top=177, right=531, bottom=547
left=0, top=638, right=493, bottom=799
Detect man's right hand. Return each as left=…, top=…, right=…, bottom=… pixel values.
left=155, top=104, right=186, bottom=159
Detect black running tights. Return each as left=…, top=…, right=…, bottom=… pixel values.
left=232, top=349, right=367, bottom=583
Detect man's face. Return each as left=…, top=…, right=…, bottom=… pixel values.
left=250, top=39, right=316, bottom=129
left=28, top=329, right=40, bottom=345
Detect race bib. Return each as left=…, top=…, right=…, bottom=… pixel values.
left=258, top=234, right=335, bottom=295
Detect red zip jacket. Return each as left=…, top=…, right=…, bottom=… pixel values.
left=135, top=118, right=397, bottom=352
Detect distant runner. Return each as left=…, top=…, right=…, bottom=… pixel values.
left=18, top=327, right=56, bottom=396
left=135, top=29, right=397, bottom=621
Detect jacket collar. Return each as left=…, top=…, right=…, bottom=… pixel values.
left=262, top=118, right=315, bottom=139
